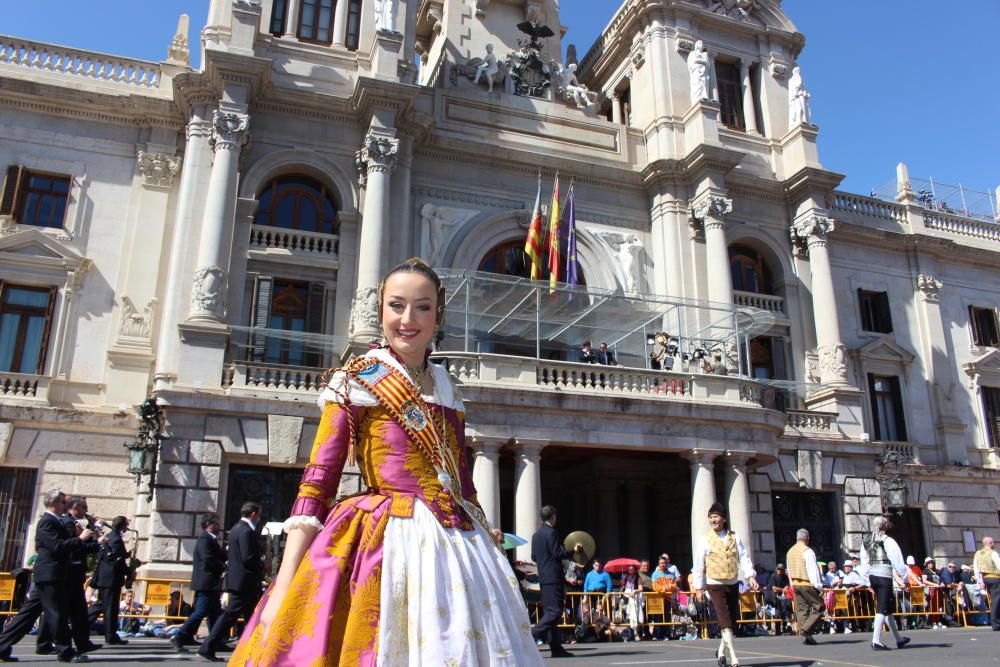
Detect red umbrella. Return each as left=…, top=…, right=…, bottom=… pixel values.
left=603, top=558, right=641, bottom=574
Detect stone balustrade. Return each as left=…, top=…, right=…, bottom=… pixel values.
left=880, top=441, right=919, bottom=465
left=0, top=35, right=162, bottom=90
left=248, top=225, right=340, bottom=260
left=923, top=210, right=1000, bottom=243
left=0, top=372, right=48, bottom=400
left=829, top=192, right=907, bottom=224
left=223, top=362, right=326, bottom=398
left=785, top=409, right=836, bottom=433
left=733, top=290, right=785, bottom=314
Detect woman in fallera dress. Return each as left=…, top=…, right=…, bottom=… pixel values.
left=229, top=259, right=543, bottom=666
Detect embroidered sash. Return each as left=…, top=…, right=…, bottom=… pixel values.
left=346, top=356, right=495, bottom=544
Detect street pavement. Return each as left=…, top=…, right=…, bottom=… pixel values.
left=1, top=628, right=998, bottom=665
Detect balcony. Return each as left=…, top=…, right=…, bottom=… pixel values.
left=0, top=372, right=49, bottom=401
left=247, top=225, right=340, bottom=269
left=733, top=291, right=785, bottom=316
left=223, top=361, right=327, bottom=400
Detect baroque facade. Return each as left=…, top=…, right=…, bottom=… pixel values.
left=0, top=0, right=998, bottom=578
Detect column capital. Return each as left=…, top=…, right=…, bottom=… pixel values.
left=790, top=213, right=835, bottom=250
left=470, top=435, right=508, bottom=455
left=723, top=450, right=755, bottom=468
left=683, top=448, right=721, bottom=466
left=513, top=438, right=547, bottom=457
left=356, top=131, right=399, bottom=185
left=210, top=110, right=250, bottom=152
left=689, top=194, right=732, bottom=235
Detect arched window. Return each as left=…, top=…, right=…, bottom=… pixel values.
left=478, top=239, right=586, bottom=285
left=255, top=175, right=339, bottom=235
left=729, top=244, right=772, bottom=294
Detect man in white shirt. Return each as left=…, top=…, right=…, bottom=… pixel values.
left=692, top=502, right=757, bottom=667
left=786, top=528, right=824, bottom=645
left=860, top=516, right=910, bottom=651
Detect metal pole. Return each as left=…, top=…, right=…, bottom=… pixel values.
left=464, top=279, right=470, bottom=353
left=643, top=323, right=649, bottom=369
left=732, top=312, right=741, bottom=375
left=959, top=184, right=969, bottom=217
left=535, top=286, right=541, bottom=359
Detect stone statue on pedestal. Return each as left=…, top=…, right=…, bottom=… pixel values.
left=788, top=66, right=812, bottom=126
left=473, top=44, right=500, bottom=92
left=374, top=0, right=396, bottom=33
left=562, top=63, right=594, bottom=109
left=687, top=40, right=712, bottom=104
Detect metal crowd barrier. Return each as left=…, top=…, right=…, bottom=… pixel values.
left=523, top=585, right=996, bottom=641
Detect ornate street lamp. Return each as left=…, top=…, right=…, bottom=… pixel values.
left=875, top=447, right=909, bottom=515
left=124, top=398, right=163, bottom=501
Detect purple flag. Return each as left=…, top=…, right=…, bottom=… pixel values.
left=564, top=184, right=578, bottom=287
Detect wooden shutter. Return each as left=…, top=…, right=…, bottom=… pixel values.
left=889, top=376, right=907, bottom=441
left=249, top=275, right=273, bottom=361
left=305, top=283, right=326, bottom=368
left=969, top=305, right=981, bottom=345
left=0, top=165, right=25, bottom=218
left=983, top=387, right=1000, bottom=449
left=34, top=286, right=58, bottom=375
left=867, top=373, right=882, bottom=440
left=877, top=291, right=893, bottom=333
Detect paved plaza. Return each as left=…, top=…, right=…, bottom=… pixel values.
left=2, top=628, right=998, bottom=665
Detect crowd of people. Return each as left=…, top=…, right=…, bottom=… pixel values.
left=0, top=492, right=265, bottom=663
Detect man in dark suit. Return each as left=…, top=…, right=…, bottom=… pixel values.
left=90, top=516, right=129, bottom=645
left=530, top=505, right=582, bottom=659
left=33, top=489, right=95, bottom=663
left=596, top=342, right=617, bottom=366
left=198, top=502, right=263, bottom=662
left=171, top=514, right=226, bottom=653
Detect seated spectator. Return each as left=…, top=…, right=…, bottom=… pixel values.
left=765, top=564, right=792, bottom=635
left=143, top=591, right=192, bottom=638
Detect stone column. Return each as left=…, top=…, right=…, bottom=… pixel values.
left=350, top=129, right=399, bottom=340
left=188, top=110, right=249, bottom=323
left=513, top=440, right=544, bottom=562
left=687, top=450, right=717, bottom=558
left=283, top=0, right=300, bottom=38
left=790, top=215, right=848, bottom=385
left=611, top=93, right=623, bottom=125
left=724, top=452, right=754, bottom=562
left=471, top=439, right=503, bottom=530
left=596, top=478, right=620, bottom=558
left=333, top=0, right=349, bottom=46
left=740, top=59, right=759, bottom=135
left=690, top=195, right=734, bottom=305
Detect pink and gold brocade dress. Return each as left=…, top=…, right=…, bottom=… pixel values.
left=228, top=348, right=543, bottom=667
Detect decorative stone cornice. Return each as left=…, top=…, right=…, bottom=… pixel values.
left=355, top=132, right=399, bottom=186
left=916, top=273, right=943, bottom=301
left=136, top=151, right=181, bottom=188
left=210, top=110, right=250, bottom=152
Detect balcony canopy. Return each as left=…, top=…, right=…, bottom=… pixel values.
left=437, top=269, right=775, bottom=370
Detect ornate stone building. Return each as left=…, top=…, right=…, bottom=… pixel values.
left=0, top=0, right=998, bottom=578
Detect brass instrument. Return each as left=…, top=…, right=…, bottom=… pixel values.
left=563, top=530, right=596, bottom=565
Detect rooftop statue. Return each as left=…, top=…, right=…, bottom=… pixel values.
left=473, top=44, right=500, bottom=92
left=788, top=66, right=812, bottom=126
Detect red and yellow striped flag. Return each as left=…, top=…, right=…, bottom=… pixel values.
left=547, top=173, right=561, bottom=292
left=524, top=172, right=543, bottom=280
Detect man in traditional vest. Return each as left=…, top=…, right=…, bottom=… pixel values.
left=692, top=502, right=758, bottom=667
left=786, top=528, right=825, bottom=644
left=973, top=535, right=1000, bottom=631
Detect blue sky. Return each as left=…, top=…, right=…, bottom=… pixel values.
left=4, top=1, right=997, bottom=198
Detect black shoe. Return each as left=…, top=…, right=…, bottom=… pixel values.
left=0, top=651, right=18, bottom=662
left=105, top=637, right=128, bottom=645
left=170, top=636, right=188, bottom=653
left=802, top=634, right=817, bottom=645
left=550, top=648, right=573, bottom=658
left=897, top=636, right=911, bottom=648
left=872, top=642, right=890, bottom=651
left=78, top=643, right=101, bottom=654
left=198, top=651, right=222, bottom=662
left=57, top=655, right=89, bottom=663
left=717, top=656, right=727, bottom=667
left=35, top=645, right=54, bottom=656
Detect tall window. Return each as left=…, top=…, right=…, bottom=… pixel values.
left=0, top=284, right=55, bottom=375
left=868, top=374, right=907, bottom=441
left=715, top=61, right=744, bottom=130
left=270, top=0, right=288, bottom=35
left=858, top=289, right=893, bottom=334
left=729, top=245, right=772, bottom=294
left=250, top=278, right=325, bottom=367
left=0, top=467, right=38, bottom=570
left=298, top=0, right=336, bottom=45
left=345, top=0, right=362, bottom=50
left=983, top=387, right=1000, bottom=449
left=255, top=175, right=339, bottom=235
left=1, top=166, right=71, bottom=229
left=970, top=306, right=1000, bottom=347
left=478, top=240, right=586, bottom=286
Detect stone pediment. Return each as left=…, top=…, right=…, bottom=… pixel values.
left=856, top=334, right=915, bottom=365
left=0, top=227, right=90, bottom=277
left=689, top=0, right=797, bottom=32
left=964, top=348, right=1000, bottom=388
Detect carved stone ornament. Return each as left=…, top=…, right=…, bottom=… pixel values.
left=708, top=0, right=758, bottom=20
left=136, top=151, right=181, bottom=188
left=818, top=342, right=848, bottom=383
left=232, top=0, right=261, bottom=8
left=349, top=285, right=381, bottom=337
left=676, top=38, right=695, bottom=53
left=356, top=133, right=399, bottom=186
left=119, top=296, right=156, bottom=339
left=770, top=62, right=788, bottom=78
left=689, top=196, right=733, bottom=235
left=476, top=0, right=490, bottom=15
left=507, top=23, right=554, bottom=99
left=790, top=215, right=835, bottom=250
left=191, top=265, right=227, bottom=317
left=210, top=111, right=250, bottom=152
left=168, top=34, right=189, bottom=65
left=805, top=351, right=821, bottom=384
left=916, top=274, right=943, bottom=301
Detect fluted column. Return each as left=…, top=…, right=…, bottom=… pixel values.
left=471, top=439, right=503, bottom=530
left=283, top=0, right=300, bottom=38
left=350, top=129, right=399, bottom=340
left=513, top=440, right=544, bottom=561
left=724, top=452, right=754, bottom=562
left=691, top=195, right=734, bottom=305
left=687, top=450, right=718, bottom=557
left=611, top=93, right=623, bottom=125
left=791, top=215, right=848, bottom=385
left=188, top=110, right=249, bottom=322
left=740, top=59, right=759, bottom=135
